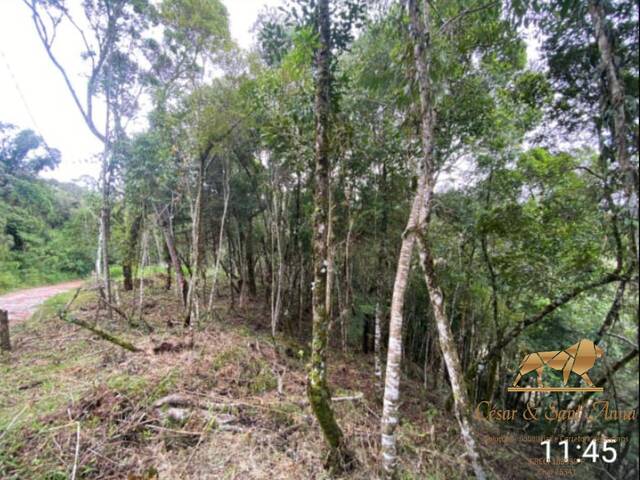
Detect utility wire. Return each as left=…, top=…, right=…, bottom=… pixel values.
left=0, top=46, right=53, bottom=150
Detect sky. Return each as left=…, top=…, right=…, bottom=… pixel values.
left=0, top=0, right=283, bottom=183
left=1, top=1, right=540, bottom=185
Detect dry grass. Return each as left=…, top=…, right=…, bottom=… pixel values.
left=0, top=279, right=566, bottom=479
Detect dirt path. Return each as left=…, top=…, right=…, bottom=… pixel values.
left=0, top=280, right=85, bottom=324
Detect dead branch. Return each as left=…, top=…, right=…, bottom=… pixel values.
left=58, top=311, right=140, bottom=352
left=331, top=393, right=364, bottom=402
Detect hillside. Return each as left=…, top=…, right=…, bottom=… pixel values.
left=0, top=132, right=96, bottom=292
left=1, top=1, right=638, bottom=479
left=0, top=280, right=624, bottom=479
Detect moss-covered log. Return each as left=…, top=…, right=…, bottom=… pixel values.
left=58, top=311, right=140, bottom=352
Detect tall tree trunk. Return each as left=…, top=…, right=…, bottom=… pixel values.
left=185, top=157, right=205, bottom=327
left=480, top=171, right=501, bottom=401
left=122, top=212, right=142, bottom=291
left=157, top=206, right=187, bottom=309
left=382, top=2, right=486, bottom=477
left=0, top=310, right=11, bottom=352
left=138, top=229, right=149, bottom=323
left=417, top=237, right=485, bottom=479
left=164, top=239, right=172, bottom=291
left=341, top=214, right=354, bottom=352
left=306, top=0, right=351, bottom=471
left=207, top=159, right=230, bottom=314
left=374, top=160, right=389, bottom=383
left=380, top=171, right=427, bottom=477
left=589, top=0, right=639, bottom=259
left=99, top=148, right=113, bottom=321
left=589, top=0, right=638, bottom=200
left=246, top=218, right=257, bottom=296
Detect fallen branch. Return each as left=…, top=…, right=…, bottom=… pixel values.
left=146, top=424, right=201, bottom=436
left=331, top=393, right=364, bottom=402
left=64, top=288, right=83, bottom=313
left=58, top=311, right=140, bottom=352
left=98, top=294, right=130, bottom=323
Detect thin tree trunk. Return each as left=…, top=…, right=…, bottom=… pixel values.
left=417, top=236, right=485, bottom=479
left=185, top=157, right=205, bottom=327
left=374, top=160, right=389, bottom=383
left=0, top=310, right=11, bottom=352
left=207, top=160, right=231, bottom=314
left=270, top=187, right=286, bottom=337
left=306, top=0, right=351, bottom=470
left=246, top=218, right=257, bottom=296
left=374, top=301, right=383, bottom=380
left=341, top=215, right=354, bottom=352
left=589, top=0, right=638, bottom=201
left=95, top=221, right=103, bottom=281
left=381, top=0, right=435, bottom=474
left=157, top=206, right=187, bottom=308
left=122, top=212, right=142, bottom=292
left=380, top=171, right=427, bottom=477
left=99, top=144, right=113, bottom=322
left=382, top=2, right=486, bottom=477
left=138, top=229, right=149, bottom=323
left=589, top=0, right=639, bottom=260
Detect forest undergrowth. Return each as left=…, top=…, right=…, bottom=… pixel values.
left=0, top=277, right=608, bottom=480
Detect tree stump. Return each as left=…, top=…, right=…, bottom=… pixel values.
left=0, top=309, right=11, bottom=352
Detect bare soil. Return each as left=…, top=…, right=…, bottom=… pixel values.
left=0, top=280, right=84, bottom=323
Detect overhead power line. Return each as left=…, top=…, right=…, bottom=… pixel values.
left=0, top=46, right=53, bottom=150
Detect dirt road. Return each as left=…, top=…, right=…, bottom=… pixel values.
left=0, top=280, right=84, bottom=323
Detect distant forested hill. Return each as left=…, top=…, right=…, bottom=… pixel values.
left=0, top=123, right=96, bottom=292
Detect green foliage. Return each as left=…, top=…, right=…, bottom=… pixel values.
left=0, top=127, right=96, bottom=292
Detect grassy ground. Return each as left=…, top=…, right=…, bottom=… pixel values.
left=0, top=278, right=600, bottom=479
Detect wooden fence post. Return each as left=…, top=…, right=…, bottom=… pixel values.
left=0, top=309, right=11, bottom=352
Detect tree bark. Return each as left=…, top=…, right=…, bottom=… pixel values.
left=0, top=310, right=11, bottom=352
left=374, top=160, right=389, bottom=383
left=157, top=206, right=187, bottom=308
left=306, top=0, right=351, bottom=471
left=382, top=2, right=486, bottom=477
left=245, top=218, right=257, bottom=296
left=381, top=1, right=433, bottom=475
left=589, top=0, right=638, bottom=201
left=589, top=0, right=639, bottom=261
left=185, top=154, right=206, bottom=327
left=380, top=169, right=427, bottom=478
left=417, top=236, right=485, bottom=479
left=99, top=147, right=113, bottom=322
left=122, top=212, right=142, bottom=291
left=207, top=158, right=231, bottom=314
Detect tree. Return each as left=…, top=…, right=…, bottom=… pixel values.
left=24, top=0, right=154, bottom=318
left=306, top=0, right=352, bottom=471
left=0, top=123, right=60, bottom=178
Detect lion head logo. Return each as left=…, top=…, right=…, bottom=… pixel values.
left=512, top=339, right=604, bottom=388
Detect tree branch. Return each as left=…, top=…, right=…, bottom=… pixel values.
left=23, top=0, right=106, bottom=143
left=484, top=272, right=624, bottom=361
left=58, top=311, right=140, bottom=352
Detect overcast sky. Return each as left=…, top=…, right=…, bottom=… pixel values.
left=1, top=1, right=540, bottom=185
left=0, top=0, right=283, bottom=183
